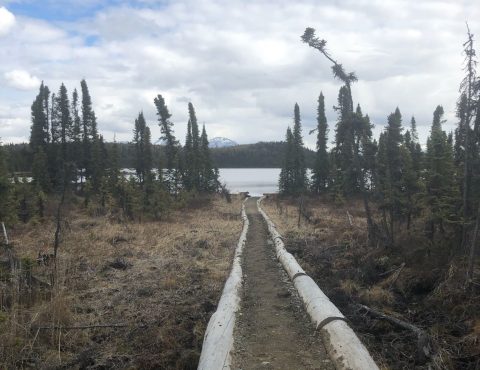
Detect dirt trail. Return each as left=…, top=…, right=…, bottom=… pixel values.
left=231, top=198, right=334, bottom=370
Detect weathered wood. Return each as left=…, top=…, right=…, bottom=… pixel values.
left=198, top=200, right=249, bottom=370
left=2, top=222, right=8, bottom=245
left=258, top=197, right=379, bottom=370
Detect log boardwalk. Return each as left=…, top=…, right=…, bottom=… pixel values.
left=231, top=198, right=334, bottom=370
left=200, top=197, right=378, bottom=370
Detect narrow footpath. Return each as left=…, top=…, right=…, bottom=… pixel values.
left=231, top=197, right=334, bottom=370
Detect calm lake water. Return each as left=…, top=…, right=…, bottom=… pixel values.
left=219, top=168, right=280, bottom=196
left=15, top=168, right=282, bottom=196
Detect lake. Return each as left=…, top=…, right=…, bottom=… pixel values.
left=219, top=168, right=280, bottom=196
left=14, top=168, right=282, bottom=196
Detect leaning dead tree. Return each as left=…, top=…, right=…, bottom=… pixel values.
left=301, top=27, right=379, bottom=247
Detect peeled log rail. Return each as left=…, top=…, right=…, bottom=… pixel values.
left=198, top=199, right=249, bottom=370
left=258, top=197, right=379, bottom=370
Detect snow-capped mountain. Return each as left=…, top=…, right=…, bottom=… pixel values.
left=209, top=137, right=238, bottom=148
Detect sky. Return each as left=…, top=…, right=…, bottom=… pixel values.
left=0, top=0, right=479, bottom=148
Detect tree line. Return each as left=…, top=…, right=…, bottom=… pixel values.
left=280, top=28, right=479, bottom=286
left=0, top=80, right=219, bottom=223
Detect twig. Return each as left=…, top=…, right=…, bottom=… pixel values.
left=388, top=262, right=406, bottom=289
left=346, top=211, right=353, bottom=226
left=356, top=304, right=431, bottom=363
left=2, top=222, right=8, bottom=245
left=31, top=323, right=147, bottom=330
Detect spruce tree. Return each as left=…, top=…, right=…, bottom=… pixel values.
left=0, top=144, right=15, bottom=224
left=32, top=147, right=50, bottom=192
left=199, top=125, right=219, bottom=192
left=425, top=106, right=459, bottom=240
left=71, top=88, right=82, bottom=186
left=107, top=136, right=121, bottom=195
left=279, top=127, right=294, bottom=194
left=188, top=102, right=201, bottom=189
left=312, top=92, right=329, bottom=193
left=30, top=82, right=50, bottom=152
left=292, top=103, right=308, bottom=194
left=183, top=119, right=195, bottom=191
left=154, top=94, right=180, bottom=193
left=133, top=112, right=152, bottom=184
left=458, top=27, right=478, bottom=248
left=80, top=79, right=98, bottom=184
left=375, top=108, right=408, bottom=245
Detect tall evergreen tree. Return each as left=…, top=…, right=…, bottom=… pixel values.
left=183, top=119, right=195, bottom=191
left=188, top=102, right=201, bottom=189
left=133, top=112, right=152, bottom=184
left=199, top=125, right=219, bottom=192
left=375, top=108, right=408, bottom=245
left=292, top=103, right=308, bottom=193
left=425, top=106, right=459, bottom=240
left=30, top=82, right=50, bottom=151
left=279, top=127, right=295, bottom=194
left=0, top=143, right=14, bottom=224
left=154, top=94, right=181, bottom=193
left=80, top=79, right=98, bottom=184
left=458, top=27, right=478, bottom=248
left=312, top=92, right=329, bottom=193
left=302, top=27, right=378, bottom=244
left=32, top=147, right=50, bottom=192
left=71, top=88, right=82, bottom=186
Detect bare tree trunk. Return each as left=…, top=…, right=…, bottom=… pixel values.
left=466, top=202, right=480, bottom=288
left=461, top=25, right=475, bottom=250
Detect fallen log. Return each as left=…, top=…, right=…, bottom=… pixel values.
left=356, top=303, right=431, bottom=363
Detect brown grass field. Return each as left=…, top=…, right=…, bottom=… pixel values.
left=0, top=194, right=244, bottom=369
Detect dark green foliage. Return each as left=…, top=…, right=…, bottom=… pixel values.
left=30, top=82, right=50, bottom=152
left=0, top=144, right=15, bottom=224
left=133, top=112, right=152, bottom=184
left=279, top=127, right=294, bottom=194
left=32, top=147, right=50, bottom=192
left=183, top=119, right=195, bottom=190
left=80, top=79, right=98, bottom=184
left=154, top=94, right=181, bottom=193
left=199, top=126, right=219, bottom=192
left=279, top=104, right=307, bottom=195
left=425, top=106, right=459, bottom=239
left=186, top=103, right=201, bottom=190
left=311, top=92, right=329, bottom=193
left=71, top=88, right=82, bottom=186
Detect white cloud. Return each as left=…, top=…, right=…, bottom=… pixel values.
left=0, top=0, right=478, bottom=145
left=0, top=6, right=15, bottom=36
left=4, top=69, right=41, bottom=90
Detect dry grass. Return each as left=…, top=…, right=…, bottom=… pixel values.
left=359, top=286, right=395, bottom=306
left=0, top=194, right=244, bottom=369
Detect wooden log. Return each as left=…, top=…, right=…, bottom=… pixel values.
left=198, top=200, right=249, bottom=370
left=356, top=304, right=431, bottom=362
left=258, top=197, right=379, bottom=370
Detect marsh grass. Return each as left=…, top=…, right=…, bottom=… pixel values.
left=0, top=194, right=243, bottom=369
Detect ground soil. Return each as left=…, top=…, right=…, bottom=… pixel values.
left=231, top=198, right=334, bottom=370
